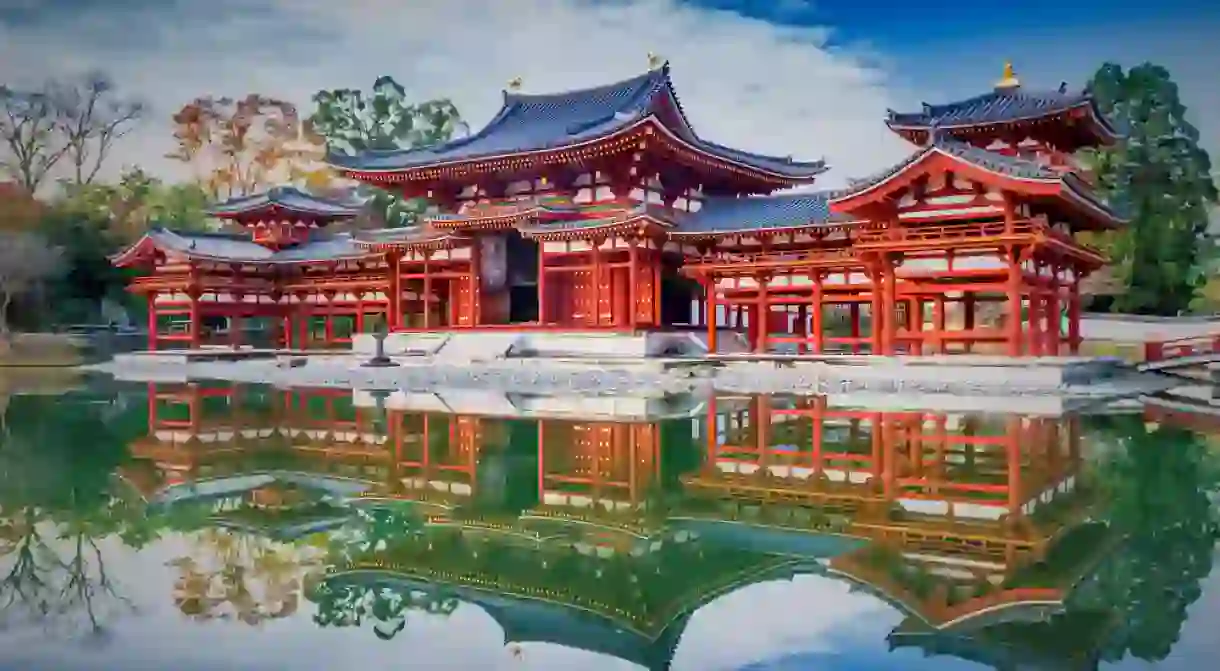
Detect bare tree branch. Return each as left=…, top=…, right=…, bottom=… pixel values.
left=0, top=85, right=71, bottom=192
left=49, top=72, right=145, bottom=187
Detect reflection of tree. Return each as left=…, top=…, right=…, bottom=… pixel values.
left=167, top=526, right=324, bottom=625
left=309, top=579, right=458, bottom=640
left=307, top=505, right=455, bottom=640
left=1074, top=415, right=1220, bottom=661
left=0, top=392, right=145, bottom=635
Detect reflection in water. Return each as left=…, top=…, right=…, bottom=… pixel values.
left=2, top=381, right=1219, bottom=669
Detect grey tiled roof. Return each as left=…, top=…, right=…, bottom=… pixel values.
left=831, top=138, right=1060, bottom=200
left=353, top=226, right=454, bottom=245
left=670, top=193, right=847, bottom=235
left=141, top=228, right=369, bottom=263
left=328, top=65, right=826, bottom=179
left=206, top=186, right=362, bottom=219
left=830, top=137, right=1126, bottom=222
left=887, top=86, right=1119, bottom=137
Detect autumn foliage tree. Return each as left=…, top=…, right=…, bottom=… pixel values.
left=167, top=94, right=332, bottom=201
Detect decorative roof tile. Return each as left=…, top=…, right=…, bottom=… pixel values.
left=328, top=65, right=826, bottom=180
left=206, top=186, right=362, bottom=220
left=353, top=226, right=456, bottom=246
left=669, top=193, right=847, bottom=236
left=886, top=86, right=1119, bottom=139
left=130, top=228, right=370, bottom=263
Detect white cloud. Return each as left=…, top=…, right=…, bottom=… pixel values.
left=0, top=0, right=914, bottom=190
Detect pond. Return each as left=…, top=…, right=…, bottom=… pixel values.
left=0, top=378, right=1217, bottom=670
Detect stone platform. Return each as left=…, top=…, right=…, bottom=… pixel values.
left=349, top=328, right=752, bottom=362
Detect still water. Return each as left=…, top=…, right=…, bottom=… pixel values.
left=0, top=379, right=1218, bottom=670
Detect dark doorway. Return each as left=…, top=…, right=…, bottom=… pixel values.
left=505, top=231, right=539, bottom=324
left=660, top=267, right=698, bottom=327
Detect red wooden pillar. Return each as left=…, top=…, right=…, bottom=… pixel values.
left=756, top=273, right=770, bottom=354
left=1068, top=277, right=1082, bottom=355
left=849, top=302, right=861, bottom=354
left=537, top=243, right=548, bottom=325
left=355, top=294, right=365, bottom=334
left=1046, top=267, right=1060, bottom=356
left=869, top=270, right=884, bottom=355
left=933, top=295, right=946, bottom=354
left=1006, top=250, right=1024, bottom=356
left=627, top=240, right=638, bottom=330
left=652, top=249, right=662, bottom=326
left=963, top=293, right=976, bottom=353
left=1028, top=289, right=1043, bottom=357
left=795, top=304, right=807, bottom=354
left=188, top=289, right=201, bottom=349
left=908, top=298, right=923, bottom=355
left=810, top=275, right=824, bottom=354
left=705, top=275, right=718, bottom=354
left=422, top=252, right=433, bottom=330
left=387, top=252, right=402, bottom=330
left=147, top=292, right=159, bottom=351
left=592, top=239, right=603, bottom=327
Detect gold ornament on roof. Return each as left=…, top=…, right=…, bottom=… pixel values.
left=995, top=62, right=1020, bottom=89
left=648, top=52, right=662, bottom=69
left=507, top=76, right=523, bottom=91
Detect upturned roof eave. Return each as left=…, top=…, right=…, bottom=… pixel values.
left=330, top=114, right=826, bottom=183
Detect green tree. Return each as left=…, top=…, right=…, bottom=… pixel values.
left=1085, top=63, right=1219, bottom=315
left=309, top=76, right=467, bottom=227
left=58, top=167, right=212, bottom=242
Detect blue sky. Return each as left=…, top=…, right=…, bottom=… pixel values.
left=1, top=0, right=1217, bottom=188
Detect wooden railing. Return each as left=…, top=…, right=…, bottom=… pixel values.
left=1144, top=334, right=1220, bottom=362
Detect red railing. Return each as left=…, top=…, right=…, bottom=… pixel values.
left=1144, top=334, right=1220, bottom=362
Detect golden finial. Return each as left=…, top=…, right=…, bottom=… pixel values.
left=647, top=52, right=662, bottom=69
left=995, top=61, right=1020, bottom=89
left=507, top=76, right=523, bottom=92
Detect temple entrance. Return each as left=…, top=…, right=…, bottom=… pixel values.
left=480, top=230, right=539, bottom=325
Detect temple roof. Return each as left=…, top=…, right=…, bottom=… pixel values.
left=206, top=186, right=362, bottom=220
left=327, top=64, right=826, bottom=181
left=886, top=73, right=1119, bottom=144
left=669, top=193, right=851, bottom=236
left=111, top=228, right=374, bottom=266
left=830, top=137, right=1126, bottom=225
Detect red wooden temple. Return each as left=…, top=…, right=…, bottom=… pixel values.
left=114, top=62, right=1123, bottom=356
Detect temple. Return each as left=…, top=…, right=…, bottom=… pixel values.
left=113, top=61, right=1122, bottom=357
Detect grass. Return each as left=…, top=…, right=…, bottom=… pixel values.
left=0, top=332, right=86, bottom=368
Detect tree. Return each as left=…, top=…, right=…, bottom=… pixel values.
left=0, top=73, right=143, bottom=192
left=0, top=181, right=44, bottom=233
left=0, top=231, right=63, bottom=336
left=309, top=76, right=468, bottom=227
left=167, top=94, right=330, bottom=201
left=58, top=167, right=211, bottom=242
left=48, top=73, right=144, bottom=187
left=1085, top=63, right=1219, bottom=315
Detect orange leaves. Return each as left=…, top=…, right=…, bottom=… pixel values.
left=167, top=94, right=332, bottom=201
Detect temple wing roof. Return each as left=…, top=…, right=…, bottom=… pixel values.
left=206, top=186, right=362, bottom=220
left=829, top=138, right=1126, bottom=225
left=327, top=64, right=826, bottom=180
left=886, top=86, right=1119, bottom=140
left=352, top=225, right=463, bottom=249
left=669, top=193, right=851, bottom=236
left=111, top=228, right=372, bottom=265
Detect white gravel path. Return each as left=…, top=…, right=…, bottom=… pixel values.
left=83, top=354, right=1174, bottom=399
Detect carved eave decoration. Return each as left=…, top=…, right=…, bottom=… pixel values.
left=354, top=233, right=470, bottom=253
left=667, top=220, right=862, bottom=244
left=517, top=215, right=670, bottom=242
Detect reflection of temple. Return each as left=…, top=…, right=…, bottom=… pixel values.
left=120, top=383, right=1114, bottom=668
left=679, top=395, right=1114, bottom=667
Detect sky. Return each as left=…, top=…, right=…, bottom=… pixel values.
left=1, top=0, right=1218, bottom=190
